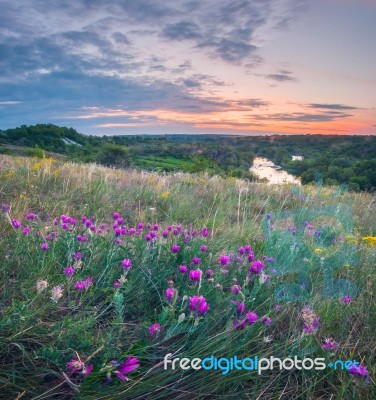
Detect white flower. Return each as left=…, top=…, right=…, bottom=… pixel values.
left=263, top=336, right=273, bottom=343
left=50, top=285, right=63, bottom=302
left=36, top=279, right=48, bottom=293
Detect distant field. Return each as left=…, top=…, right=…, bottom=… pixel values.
left=135, top=156, right=195, bottom=171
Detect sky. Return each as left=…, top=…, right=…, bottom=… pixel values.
left=0, top=0, right=375, bottom=136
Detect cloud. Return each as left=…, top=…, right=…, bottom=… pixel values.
left=162, top=21, right=203, bottom=40
left=0, top=32, right=141, bottom=83
left=250, top=111, right=353, bottom=122
left=204, top=39, right=257, bottom=63
left=308, top=103, right=360, bottom=110
left=176, top=73, right=227, bottom=90
left=86, top=107, right=270, bottom=132
left=234, top=99, right=270, bottom=108
left=244, top=55, right=265, bottom=70
left=113, top=1, right=178, bottom=22
left=0, top=0, right=309, bottom=131
left=112, top=32, right=131, bottom=45
left=172, top=61, right=193, bottom=74
left=192, top=120, right=266, bottom=129
left=190, top=1, right=269, bottom=63
left=1, top=71, right=234, bottom=114
left=263, top=70, right=298, bottom=82
left=0, top=0, right=307, bottom=79
left=181, top=79, right=202, bottom=89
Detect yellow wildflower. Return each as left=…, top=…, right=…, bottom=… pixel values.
left=160, top=192, right=170, bottom=199
left=32, top=161, right=42, bottom=171
left=362, top=236, right=376, bottom=247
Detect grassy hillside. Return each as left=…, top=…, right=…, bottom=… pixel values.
left=0, top=155, right=375, bottom=399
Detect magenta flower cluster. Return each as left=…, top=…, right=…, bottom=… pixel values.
left=249, top=260, right=265, bottom=274
left=348, top=363, right=369, bottom=379
left=189, top=269, right=202, bottom=282
left=149, top=323, right=161, bottom=337
left=121, top=259, right=132, bottom=269
left=322, top=338, right=339, bottom=353
left=166, top=288, right=175, bottom=302
left=233, top=310, right=259, bottom=330
left=75, top=277, right=93, bottom=291
left=189, top=295, right=209, bottom=315
left=103, top=356, right=140, bottom=382
left=67, top=359, right=93, bottom=377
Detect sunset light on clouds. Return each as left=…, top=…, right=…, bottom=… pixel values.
left=0, top=0, right=375, bottom=135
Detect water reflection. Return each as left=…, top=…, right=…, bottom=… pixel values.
left=250, top=157, right=300, bottom=184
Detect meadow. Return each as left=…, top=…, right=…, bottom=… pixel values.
left=0, top=155, right=375, bottom=399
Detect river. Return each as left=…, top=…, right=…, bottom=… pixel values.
left=250, top=157, right=300, bottom=184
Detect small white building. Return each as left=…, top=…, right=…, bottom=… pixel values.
left=292, top=155, right=304, bottom=161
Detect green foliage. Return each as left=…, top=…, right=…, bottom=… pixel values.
left=187, top=154, right=220, bottom=174
left=1, top=124, right=376, bottom=190
left=27, top=144, right=45, bottom=158
left=97, top=143, right=131, bottom=168
left=113, top=292, right=124, bottom=324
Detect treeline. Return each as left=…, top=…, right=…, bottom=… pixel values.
left=0, top=125, right=254, bottom=178
left=1, top=124, right=376, bottom=190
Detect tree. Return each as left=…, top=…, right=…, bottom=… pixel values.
left=97, top=143, right=131, bottom=168
left=28, top=145, right=45, bottom=158
left=187, top=155, right=219, bottom=174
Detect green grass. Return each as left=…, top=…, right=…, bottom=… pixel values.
left=135, top=156, right=195, bottom=171
left=0, top=155, right=375, bottom=400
